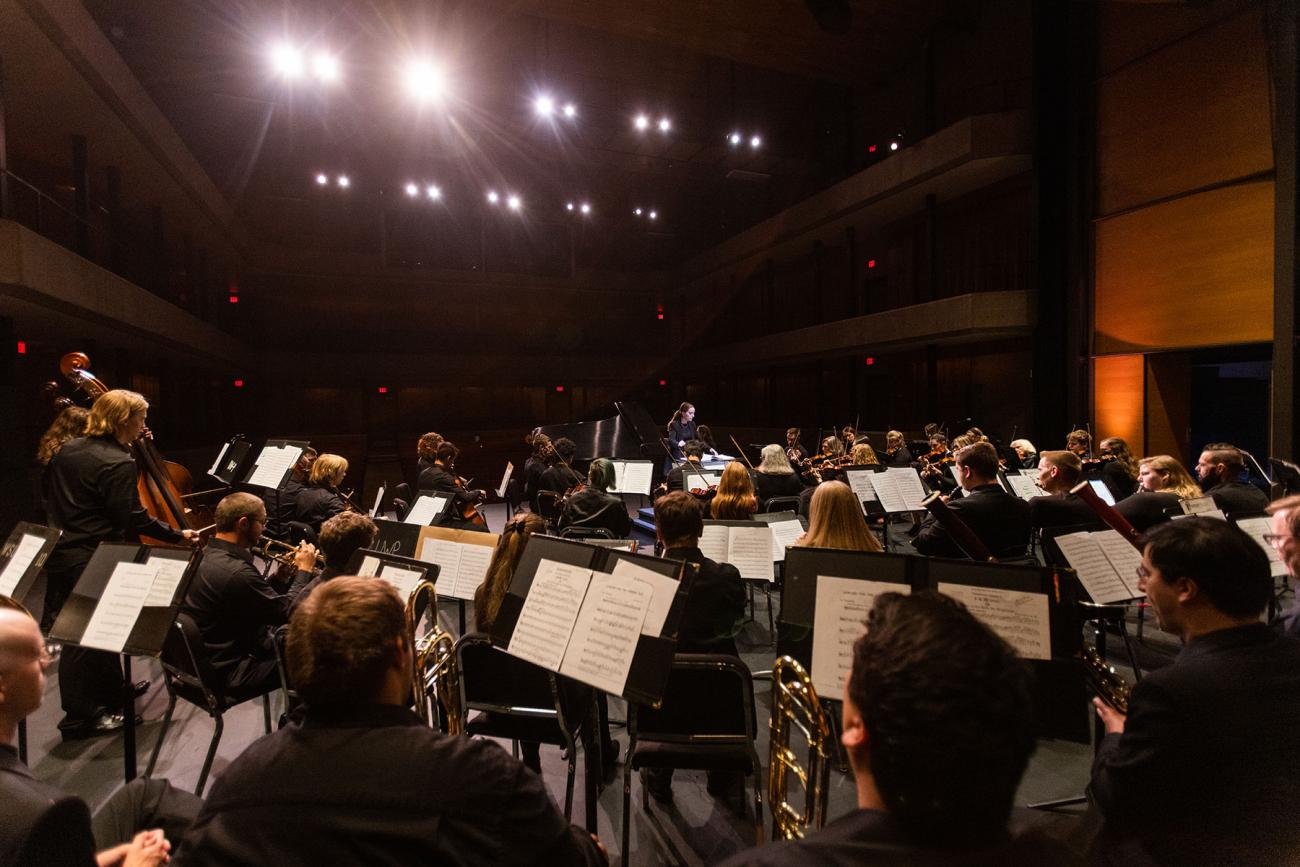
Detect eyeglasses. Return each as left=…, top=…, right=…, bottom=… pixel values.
left=34, top=639, right=61, bottom=668
left=1135, top=564, right=1152, bottom=582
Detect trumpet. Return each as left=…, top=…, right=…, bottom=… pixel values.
left=1078, top=644, right=1131, bottom=714
left=768, top=655, right=832, bottom=840
left=254, top=535, right=324, bottom=570
left=406, top=579, right=463, bottom=734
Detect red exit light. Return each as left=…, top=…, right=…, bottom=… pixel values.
left=233, top=379, right=244, bottom=387
left=16, top=341, right=26, bottom=355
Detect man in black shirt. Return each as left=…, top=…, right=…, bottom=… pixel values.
left=1194, top=443, right=1269, bottom=516
left=43, top=389, right=198, bottom=739
left=291, top=510, right=377, bottom=613
left=913, top=442, right=1031, bottom=559
left=1027, top=450, right=1104, bottom=534
left=662, top=440, right=710, bottom=496
left=177, top=577, right=607, bottom=866
left=183, top=493, right=316, bottom=696
left=538, top=437, right=584, bottom=496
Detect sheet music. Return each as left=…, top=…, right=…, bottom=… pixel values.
left=1094, top=531, right=1144, bottom=597
left=867, top=472, right=909, bottom=513
left=404, top=495, right=450, bottom=526
left=359, top=555, right=382, bottom=576
left=1236, top=517, right=1289, bottom=578
left=698, top=524, right=729, bottom=564
left=611, top=559, right=679, bottom=636
left=611, top=461, right=653, bottom=496
left=845, top=470, right=879, bottom=515
left=811, top=576, right=905, bottom=696
left=453, top=543, right=494, bottom=601
left=370, top=486, right=385, bottom=518
left=80, top=562, right=157, bottom=652
left=246, top=444, right=302, bottom=489
left=508, top=559, right=593, bottom=671
left=1005, top=474, right=1046, bottom=501
left=379, top=564, right=425, bottom=600
left=1055, top=532, right=1133, bottom=604
left=1088, top=480, right=1117, bottom=507
left=728, top=525, right=776, bottom=581
left=207, top=441, right=231, bottom=478
left=559, top=571, right=651, bottom=694
left=144, top=557, right=188, bottom=607
left=496, top=462, right=514, bottom=499
left=884, top=467, right=929, bottom=511
left=419, top=540, right=462, bottom=597
left=1174, top=509, right=1227, bottom=521
left=0, top=534, right=46, bottom=596
left=1181, top=495, right=1217, bottom=515
left=769, top=519, right=805, bottom=561
left=938, top=583, right=1051, bottom=661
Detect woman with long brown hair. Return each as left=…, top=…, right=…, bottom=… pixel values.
left=36, top=406, right=89, bottom=466
left=710, top=461, right=758, bottom=520
left=795, top=481, right=882, bottom=552
left=474, top=512, right=547, bottom=632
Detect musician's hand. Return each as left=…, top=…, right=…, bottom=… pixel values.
left=939, top=495, right=951, bottom=504
left=180, top=529, right=200, bottom=546
left=1093, top=697, right=1126, bottom=734
left=294, top=542, right=318, bottom=572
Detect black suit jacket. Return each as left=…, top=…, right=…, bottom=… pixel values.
left=665, top=460, right=710, bottom=494
left=663, top=545, right=745, bottom=656
left=913, top=484, right=1031, bottom=559
left=1089, top=624, right=1300, bottom=865
left=175, top=704, right=604, bottom=866
left=293, top=483, right=347, bottom=532
left=1205, top=480, right=1269, bottom=516
left=754, top=471, right=803, bottom=504
left=0, top=744, right=97, bottom=867
left=1027, top=493, right=1105, bottom=533
left=1114, top=491, right=1181, bottom=532
left=558, top=487, right=631, bottom=537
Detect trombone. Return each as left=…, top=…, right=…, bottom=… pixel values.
left=768, top=655, right=832, bottom=840
left=406, top=580, right=463, bottom=734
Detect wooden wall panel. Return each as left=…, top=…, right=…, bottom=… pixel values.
left=1096, top=6, right=1272, bottom=216
left=1145, top=352, right=1192, bottom=462
left=1094, top=181, right=1274, bottom=354
left=1094, top=355, right=1145, bottom=453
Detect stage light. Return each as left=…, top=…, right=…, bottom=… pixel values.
left=506, top=194, right=522, bottom=211
left=337, top=175, right=350, bottom=188
left=648, top=209, right=657, bottom=220
left=890, top=141, right=899, bottom=151
left=633, top=207, right=643, bottom=216
left=228, top=294, right=239, bottom=304
left=426, top=185, right=441, bottom=200
left=534, top=94, right=554, bottom=116
left=563, top=103, right=577, bottom=118
left=657, top=117, right=671, bottom=133
left=486, top=190, right=500, bottom=204
left=659, top=379, right=666, bottom=386
left=580, top=202, right=591, bottom=215
left=405, top=182, right=419, bottom=197
left=750, top=135, right=761, bottom=148
left=656, top=313, right=664, bottom=321
left=315, top=173, right=328, bottom=185
left=634, top=114, right=650, bottom=131
left=312, top=53, right=340, bottom=82
left=270, top=42, right=303, bottom=78
left=566, top=202, right=575, bottom=211
left=405, top=60, right=445, bottom=102
left=865, top=357, right=875, bottom=366
left=728, top=132, right=742, bottom=145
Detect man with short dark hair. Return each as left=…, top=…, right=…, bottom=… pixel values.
left=718, top=592, right=1065, bottom=865
left=663, top=440, right=709, bottom=495
left=539, top=437, right=584, bottom=495
left=1027, top=450, right=1104, bottom=533
left=1089, top=518, right=1300, bottom=865
left=1194, top=443, right=1269, bottom=515
left=177, top=577, right=606, bottom=866
left=183, top=492, right=316, bottom=695
left=291, top=511, right=377, bottom=612
left=913, top=442, right=1031, bottom=559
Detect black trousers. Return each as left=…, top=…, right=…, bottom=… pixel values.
left=46, top=567, right=126, bottom=722
left=90, top=778, right=204, bottom=850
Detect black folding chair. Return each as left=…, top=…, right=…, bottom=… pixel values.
left=558, top=526, right=616, bottom=541
left=760, top=496, right=801, bottom=515
left=622, top=654, right=763, bottom=863
left=145, top=612, right=274, bottom=795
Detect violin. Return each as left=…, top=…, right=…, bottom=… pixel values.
left=453, top=471, right=489, bottom=529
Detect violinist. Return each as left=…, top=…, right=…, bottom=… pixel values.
left=882, top=430, right=912, bottom=467
left=784, top=428, right=808, bottom=465
left=1009, top=438, right=1038, bottom=470
left=43, top=389, right=198, bottom=739
left=917, top=433, right=956, bottom=494
left=415, top=432, right=445, bottom=491
left=558, top=458, right=632, bottom=537
left=663, top=440, right=708, bottom=496
left=840, top=425, right=857, bottom=450
left=666, top=402, right=698, bottom=463
left=710, top=462, right=759, bottom=520
left=420, top=441, right=488, bottom=529
left=294, top=453, right=350, bottom=534
left=1096, top=436, right=1139, bottom=501
left=522, top=430, right=552, bottom=512
left=1066, top=429, right=1092, bottom=458
left=754, top=444, right=804, bottom=503
left=848, top=442, right=881, bottom=466
left=539, top=437, right=584, bottom=495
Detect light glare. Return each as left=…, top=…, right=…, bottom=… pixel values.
left=534, top=95, right=554, bottom=116
left=890, top=141, right=899, bottom=151
left=404, top=182, right=419, bottom=197
left=337, top=175, right=350, bottom=188
left=633, top=207, right=643, bottom=216
left=580, top=202, right=591, bottom=214
left=487, top=190, right=500, bottom=204
left=563, top=103, right=577, bottom=118
left=427, top=185, right=441, bottom=200
left=634, top=114, right=650, bottom=131
left=405, top=60, right=445, bottom=102
left=313, top=53, right=340, bottom=82
left=728, top=132, right=742, bottom=145
left=648, top=209, right=658, bottom=220
left=315, top=173, right=328, bottom=185
left=750, top=135, right=761, bottom=148
left=658, top=117, right=671, bottom=133
left=566, top=202, right=575, bottom=211
left=271, top=43, right=303, bottom=78
left=506, top=194, right=522, bottom=211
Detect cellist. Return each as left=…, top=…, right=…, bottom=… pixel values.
left=43, top=389, right=198, bottom=740
left=419, top=441, right=488, bottom=530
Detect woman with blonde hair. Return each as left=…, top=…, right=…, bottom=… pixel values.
left=883, top=430, right=912, bottom=467
left=795, top=481, right=882, bottom=552
left=1114, top=454, right=1202, bottom=531
left=711, top=461, right=758, bottom=519
left=849, top=442, right=880, bottom=466
left=755, top=444, right=803, bottom=503
left=1138, top=455, right=1202, bottom=499
left=294, top=453, right=349, bottom=533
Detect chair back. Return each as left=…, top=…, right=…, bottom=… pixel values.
left=635, top=654, right=757, bottom=744
left=287, top=522, right=318, bottom=545
left=455, top=632, right=581, bottom=735
left=160, top=611, right=224, bottom=709
left=537, top=490, right=564, bottom=522
left=391, top=482, right=413, bottom=507
left=761, top=496, right=801, bottom=514
left=558, top=526, right=616, bottom=541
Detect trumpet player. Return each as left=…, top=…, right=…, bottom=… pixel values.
left=183, top=493, right=317, bottom=696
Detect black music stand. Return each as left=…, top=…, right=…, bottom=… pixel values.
left=0, top=523, right=62, bottom=610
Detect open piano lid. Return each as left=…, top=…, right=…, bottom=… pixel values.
left=535, top=401, right=664, bottom=461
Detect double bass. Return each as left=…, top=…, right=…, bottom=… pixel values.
left=55, top=352, right=206, bottom=544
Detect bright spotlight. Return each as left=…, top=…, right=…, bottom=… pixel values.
left=271, top=42, right=304, bottom=78
left=405, top=60, right=445, bottom=102
left=889, top=141, right=899, bottom=151
left=426, top=185, right=441, bottom=200
left=486, top=190, right=500, bottom=205
left=658, top=117, right=671, bottom=133
left=633, top=207, right=643, bottom=216
left=580, top=202, right=591, bottom=215
left=648, top=209, right=658, bottom=220
left=750, top=135, right=761, bottom=148
left=337, top=175, right=350, bottom=188
left=313, top=53, right=340, bottom=82
left=534, top=95, right=554, bottom=116
left=566, top=202, right=575, bottom=211
left=563, top=103, right=577, bottom=118
left=404, top=182, right=419, bottom=197
left=315, top=173, right=329, bottom=185
left=634, top=114, right=650, bottom=131
left=506, top=194, right=522, bottom=211
left=728, top=132, right=742, bottom=145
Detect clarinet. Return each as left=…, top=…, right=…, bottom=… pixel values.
left=1071, top=481, right=1142, bottom=548
left=921, top=492, right=995, bottom=561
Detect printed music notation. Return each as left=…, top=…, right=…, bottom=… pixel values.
left=379, top=564, right=425, bottom=599
left=80, top=562, right=157, bottom=652
left=609, top=559, right=678, bottom=637
left=699, top=523, right=776, bottom=581
left=246, top=444, right=302, bottom=490
left=810, top=576, right=908, bottom=696
left=937, top=582, right=1051, bottom=661
left=558, top=572, right=650, bottom=695
left=507, top=560, right=592, bottom=672
left=0, top=534, right=46, bottom=597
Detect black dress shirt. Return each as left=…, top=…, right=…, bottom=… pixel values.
left=176, top=704, right=605, bottom=866
left=43, top=434, right=183, bottom=573
left=662, top=546, right=745, bottom=656
left=667, top=418, right=698, bottom=459
left=182, top=538, right=310, bottom=689
left=754, top=471, right=803, bottom=504
left=558, top=487, right=631, bottom=537
left=1205, top=479, right=1270, bottom=516
left=1027, top=493, right=1105, bottom=533
left=539, top=465, right=584, bottom=496
left=1089, top=623, right=1300, bottom=865
left=882, top=446, right=914, bottom=467
left=0, top=744, right=97, bottom=867
left=913, top=484, right=1032, bottom=559
left=263, top=478, right=304, bottom=540
left=1114, top=491, right=1182, bottom=532
left=293, top=483, right=347, bottom=532
left=1100, top=461, right=1137, bottom=502
left=665, top=460, right=709, bottom=494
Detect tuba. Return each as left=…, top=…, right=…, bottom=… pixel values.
left=768, top=655, right=832, bottom=840
left=406, top=580, right=463, bottom=734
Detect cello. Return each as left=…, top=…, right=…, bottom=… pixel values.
left=57, top=352, right=204, bottom=545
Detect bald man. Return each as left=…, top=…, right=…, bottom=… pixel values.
left=0, top=606, right=199, bottom=865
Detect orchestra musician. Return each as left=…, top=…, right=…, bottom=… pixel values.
left=1027, top=450, right=1104, bottom=532
left=754, top=444, right=804, bottom=503
left=33, top=404, right=88, bottom=523
left=1195, top=443, right=1269, bottom=516
left=696, top=425, right=721, bottom=458
left=539, top=437, right=584, bottom=494
left=1267, top=495, right=1300, bottom=638
left=1114, top=455, right=1201, bottom=532
left=1009, top=438, right=1038, bottom=470
left=784, top=428, right=808, bottom=465
left=882, top=430, right=912, bottom=467
left=419, top=442, right=487, bottom=529
left=42, top=389, right=198, bottom=739
left=558, top=458, right=632, bottom=538
left=912, top=442, right=1030, bottom=560
left=662, top=440, right=709, bottom=496
left=848, top=442, right=880, bottom=467
left=666, top=402, right=698, bottom=463
left=522, top=431, right=553, bottom=513
left=840, top=426, right=857, bottom=450
left=795, top=481, right=882, bottom=552
left=292, top=511, right=379, bottom=612
left=294, top=453, right=350, bottom=534
left=265, top=446, right=317, bottom=541
left=710, top=462, right=758, bottom=520
left=820, top=435, right=846, bottom=461
left=1066, top=429, right=1092, bottom=457
left=1096, top=437, right=1139, bottom=501
left=415, top=432, right=445, bottom=491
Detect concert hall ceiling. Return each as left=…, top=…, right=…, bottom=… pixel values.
left=78, top=0, right=953, bottom=275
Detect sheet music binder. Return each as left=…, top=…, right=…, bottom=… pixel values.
left=240, top=439, right=311, bottom=492
left=490, top=535, right=698, bottom=706
left=0, top=523, right=62, bottom=606
left=371, top=519, right=423, bottom=559
left=207, top=436, right=254, bottom=485
left=345, top=548, right=437, bottom=582
left=48, top=542, right=200, bottom=657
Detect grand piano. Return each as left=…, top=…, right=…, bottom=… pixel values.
left=535, top=401, right=669, bottom=464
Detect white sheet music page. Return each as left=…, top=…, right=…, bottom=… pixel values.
left=558, top=571, right=651, bottom=695
left=611, top=559, right=679, bottom=636
left=359, top=555, right=382, bottom=577
left=1005, top=474, right=1046, bottom=501
left=246, top=445, right=302, bottom=489
left=1054, top=532, right=1130, bottom=604
left=698, top=524, right=729, bottom=564
left=143, top=557, right=189, bottom=607
left=80, top=562, right=157, bottom=652
left=370, top=486, right=385, bottom=518
left=419, top=540, right=462, bottom=598
left=404, top=496, right=449, bottom=526
left=1236, top=517, right=1289, bottom=578
left=1093, top=531, right=1145, bottom=598
left=452, top=543, right=494, bottom=601
left=0, top=534, right=46, bottom=597
left=845, top=470, right=879, bottom=515
left=496, top=462, right=514, bottom=499
left=616, top=461, right=654, bottom=496
left=769, top=519, right=805, bottom=562
left=938, top=583, right=1052, bottom=661
left=508, top=559, right=593, bottom=672
left=811, top=576, right=905, bottom=696
left=866, top=472, right=907, bottom=513
left=727, top=525, right=776, bottom=582
left=379, top=564, right=425, bottom=600
left=884, top=467, right=929, bottom=511
left=207, top=442, right=231, bottom=478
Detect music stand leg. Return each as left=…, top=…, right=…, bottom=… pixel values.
left=1026, top=794, right=1087, bottom=810
left=122, top=653, right=137, bottom=782
left=457, top=600, right=466, bottom=636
